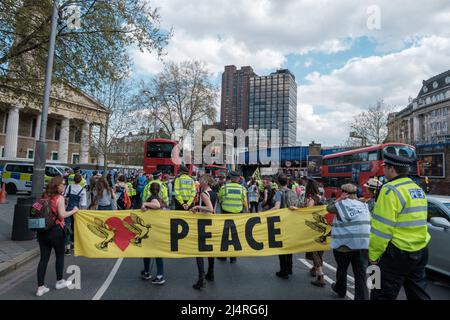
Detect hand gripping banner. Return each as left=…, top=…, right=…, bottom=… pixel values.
left=74, top=206, right=331, bottom=258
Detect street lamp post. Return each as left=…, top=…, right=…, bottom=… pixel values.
left=31, top=0, right=59, bottom=197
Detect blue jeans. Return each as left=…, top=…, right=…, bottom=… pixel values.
left=143, top=258, right=164, bottom=277
left=98, top=204, right=112, bottom=210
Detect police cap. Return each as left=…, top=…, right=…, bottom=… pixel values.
left=152, top=171, right=162, bottom=178
left=229, top=171, right=240, bottom=178
left=382, top=153, right=413, bottom=168
left=179, top=164, right=189, bottom=173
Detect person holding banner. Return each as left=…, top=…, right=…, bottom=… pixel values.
left=140, top=183, right=166, bottom=285
left=218, top=171, right=248, bottom=263
left=191, top=174, right=218, bottom=290
left=36, top=176, right=79, bottom=297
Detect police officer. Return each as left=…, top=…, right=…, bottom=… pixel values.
left=369, top=152, right=431, bottom=300
left=173, top=165, right=196, bottom=210
left=218, top=171, right=248, bottom=263
left=68, top=167, right=86, bottom=188
left=142, top=171, right=169, bottom=208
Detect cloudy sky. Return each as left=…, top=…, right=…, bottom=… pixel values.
left=132, top=0, right=450, bottom=146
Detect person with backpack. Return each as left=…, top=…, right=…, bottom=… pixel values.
left=247, top=179, right=260, bottom=213
left=114, top=174, right=131, bottom=210
left=190, top=174, right=218, bottom=290
left=271, top=174, right=300, bottom=279
left=262, top=177, right=275, bottom=211
left=35, top=176, right=79, bottom=297
left=140, top=183, right=166, bottom=285
left=63, top=173, right=87, bottom=255
left=134, top=170, right=148, bottom=209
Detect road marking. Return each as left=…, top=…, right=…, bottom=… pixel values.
left=298, top=258, right=354, bottom=300
left=92, top=258, right=123, bottom=300
left=322, top=261, right=355, bottom=283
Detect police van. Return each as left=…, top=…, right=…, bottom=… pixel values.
left=1, top=163, right=65, bottom=194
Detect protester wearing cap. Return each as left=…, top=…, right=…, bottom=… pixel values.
left=326, top=183, right=371, bottom=300
left=173, top=165, right=196, bottom=210
left=217, top=171, right=248, bottom=264
left=369, top=152, right=430, bottom=300
left=68, top=166, right=86, bottom=188
left=363, top=178, right=383, bottom=214
left=142, top=171, right=169, bottom=208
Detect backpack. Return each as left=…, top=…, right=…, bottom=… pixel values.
left=66, top=185, right=84, bottom=211
left=28, top=198, right=58, bottom=232
left=280, top=188, right=299, bottom=209
left=115, top=185, right=131, bottom=210
left=265, top=187, right=275, bottom=207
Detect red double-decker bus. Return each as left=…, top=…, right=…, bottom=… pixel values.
left=143, top=138, right=198, bottom=176
left=321, top=143, right=420, bottom=198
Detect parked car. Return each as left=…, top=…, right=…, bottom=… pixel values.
left=426, top=195, right=450, bottom=277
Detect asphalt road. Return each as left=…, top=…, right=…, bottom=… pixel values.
left=1, top=250, right=449, bottom=300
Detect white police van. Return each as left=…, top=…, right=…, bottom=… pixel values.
left=1, top=163, right=65, bottom=194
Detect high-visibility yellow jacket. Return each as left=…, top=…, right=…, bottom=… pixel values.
left=127, top=182, right=136, bottom=197
left=142, top=179, right=169, bottom=206
left=173, top=174, right=196, bottom=206
left=369, top=176, right=430, bottom=261
left=68, top=174, right=86, bottom=188
left=219, top=182, right=247, bottom=213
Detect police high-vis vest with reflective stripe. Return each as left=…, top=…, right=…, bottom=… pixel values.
left=331, top=199, right=371, bottom=250
left=173, top=174, right=196, bottom=206
left=127, top=182, right=136, bottom=197
left=369, top=177, right=430, bottom=261
left=68, top=174, right=87, bottom=188
left=220, top=182, right=246, bottom=213
left=142, top=179, right=169, bottom=206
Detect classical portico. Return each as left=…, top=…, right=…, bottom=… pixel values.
left=0, top=82, right=109, bottom=165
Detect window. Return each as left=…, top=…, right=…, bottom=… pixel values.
left=433, top=81, right=438, bottom=89
left=31, top=118, right=37, bottom=137
left=423, top=86, right=428, bottom=93
left=5, top=164, right=33, bottom=173
left=0, top=146, right=4, bottom=157
left=45, top=166, right=61, bottom=177
left=72, top=153, right=79, bottom=164
left=419, top=153, right=445, bottom=178
left=54, top=123, right=61, bottom=140
left=51, top=151, right=58, bottom=161
left=427, top=203, right=449, bottom=222
left=446, top=76, right=450, bottom=84
left=27, top=149, right=34, bottom=159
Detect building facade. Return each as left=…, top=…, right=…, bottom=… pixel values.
left=387, top=70, right=450, bottom=195
left=387, top=70, right=450, bottom=145
left=249, top=69, right=297, bottom=146
left=0, top=83, right=109, bottom=165
left=220, top=65, right=256, bottom=131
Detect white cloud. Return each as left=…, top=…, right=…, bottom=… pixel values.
left=298, top=36, right=450, bottom=145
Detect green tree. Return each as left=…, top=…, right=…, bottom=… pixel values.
left=0, top=0, right=171, bottom=97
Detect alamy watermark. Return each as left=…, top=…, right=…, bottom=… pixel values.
left=366, top=5, right=381, bottom=30
left=66, top=265, right=81, bottom=290
left=366, top=264, right=381, bottom=290
left=170, top=121, right=281, bottom=174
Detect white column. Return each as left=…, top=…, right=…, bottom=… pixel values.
left=98, top=124, right=105, bottom=166
left=5, top=106, right=21, bottom=158
left=35, top=114, right=41, bottom=142
left=58, top=117, right=70, bottom=163
left=80, top=121, right=90, bottom=164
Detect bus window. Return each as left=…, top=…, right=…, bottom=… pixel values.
left=146, top=142, right=174, bottom=158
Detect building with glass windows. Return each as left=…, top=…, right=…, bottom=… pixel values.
left=248, top=69, right=297, bottom=146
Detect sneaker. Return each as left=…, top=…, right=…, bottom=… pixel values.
left=152, top=276, right=166, bottom=285
left=331, top=283, right=346, bottom=298
left=55, top=280, right=72, bottom=290
left=141, top=270, right=151, bottom=280
left=36, top=286, right=50, bottom=297
left=65, top=248, right=71, bottom=256
left=276, top=271, right=289, bottom=279
left=311, top=275, right=326, bottom=287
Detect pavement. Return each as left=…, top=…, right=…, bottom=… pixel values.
left=0, top=194, right=39, bottom=277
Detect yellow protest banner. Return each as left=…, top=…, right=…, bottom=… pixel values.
left=74, top=206, right=331, bottom=258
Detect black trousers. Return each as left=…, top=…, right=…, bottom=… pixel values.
left=196, top=257, right=215, bottom=278
left=37, top=225, right=65, bottom=287
left=249, top=202, right=259, bottom=213
left=333, top=249, right=369, bottom=300
left=371, top=243, right=431, bottom=300
left=278, top=254, right=293, bottom=275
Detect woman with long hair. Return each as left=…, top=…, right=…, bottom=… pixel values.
left=140, top=182, right=166, bottom=285
left=304, top=179, right=326, bottom=287
left=93, top=177, right=115, bottom=210
left=190, top=174, right=218, bottom=290
left=36, top=176, right=79, bottom=297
